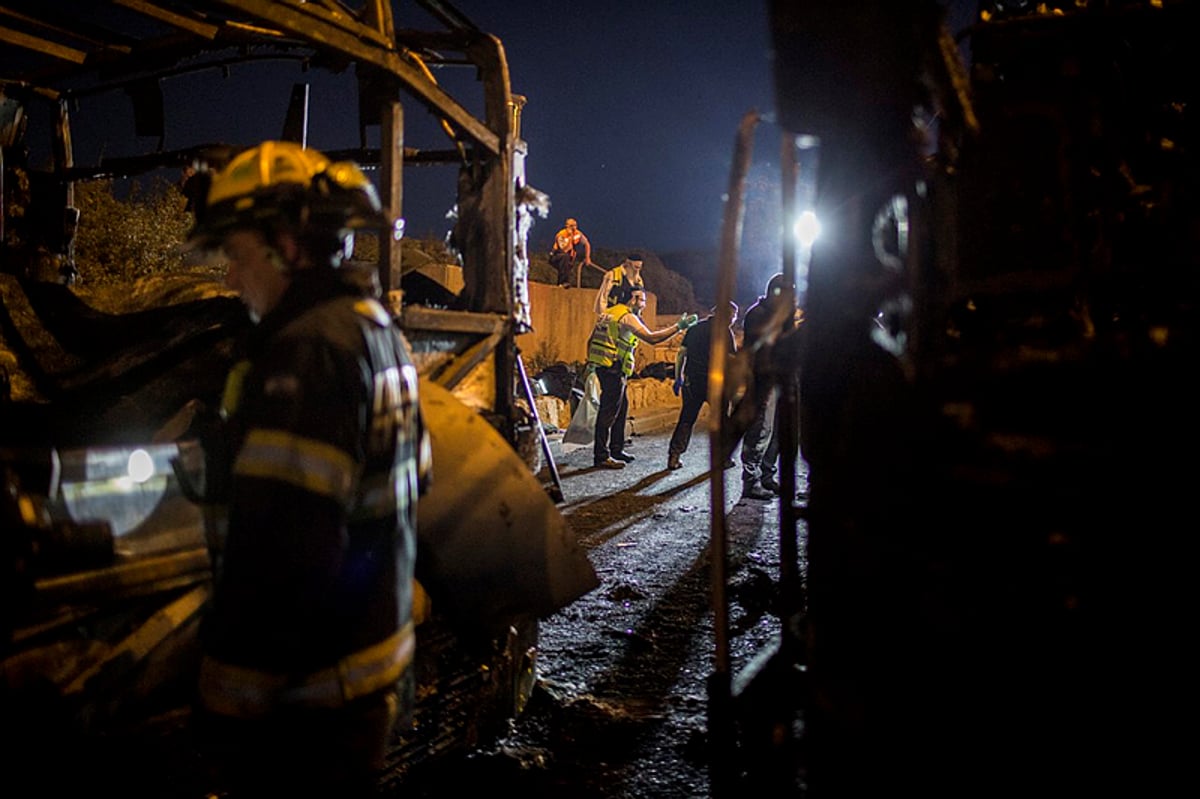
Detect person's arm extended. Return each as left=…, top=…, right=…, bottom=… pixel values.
left=623, top=312, right=695, bottom=345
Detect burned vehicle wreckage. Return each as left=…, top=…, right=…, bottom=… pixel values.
left=707, top=0, right=1196, bottom=795
left=1, top=0, right=1197, bottom=795
left=0, top=0, right=596, bottom=793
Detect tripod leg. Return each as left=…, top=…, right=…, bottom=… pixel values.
left=516, top=352, right=565, bottom=503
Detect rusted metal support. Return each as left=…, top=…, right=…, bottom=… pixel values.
left=212, top=0, right=499, bottom=155
left=776, top=132, right=801, bottom=623
left=64, top=583, right=210, bottom=697
left=398, top=307, right=507, bottom=336
left=363, top=0, right=396, bottom=43
left=379, top=99, right=403, bottom=307
left=0, top=24, right=87, bottom=64
left=114, top=0, right=220, bottom=39
left=431, top=328, right=504, bottom=391
left=454, top=31, right=515, bottom=322
left=708, top=109, right=760, bottom=797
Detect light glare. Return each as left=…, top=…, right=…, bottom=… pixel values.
left=795, top=210, right=821, bottom=247
left=127, top=449, right=155, bottom=483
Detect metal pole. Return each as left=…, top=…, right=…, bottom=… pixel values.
left=515, top=350, right=565, bottom=504
left=707, top=109, right=760, bottom=796
left=379, top=99, right=403, bottom=313
left=777, top=133, right=802, bottom=627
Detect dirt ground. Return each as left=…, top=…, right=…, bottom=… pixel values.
left=397, top=424, right=809, bottom=798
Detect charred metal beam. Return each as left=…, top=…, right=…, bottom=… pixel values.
left=416, top=0, right=482, bottom=35
left=0, top=4, right=136, bottom=53
left=398, top=307, right=506, bottom=337
left=0, top=23, right=88, bottom=63
left=34, top=547, right=211, bottom=606
left=113, top=0, right=219, bottom=40
left=62, top=583, right=210, bottom=696
left=56, top=143, right=234, bottom=181
left=430, top=328, right=504, bottom=391
left=65, top=52, right=314, bottom=101
left=393, top=28, right=475, bottom=58
left=363, top=0, right=395, bottom=43
left=380, top=99, right=403, bottom=302
left=212, top=0, right=500, bottom=154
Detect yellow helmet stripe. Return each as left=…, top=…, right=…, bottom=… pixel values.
left=234, top=428, right=356, bottom=503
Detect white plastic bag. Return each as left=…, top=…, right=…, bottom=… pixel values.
left=561, top=369, right=600, bottom=453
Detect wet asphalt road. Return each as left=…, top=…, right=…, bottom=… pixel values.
left=400, top=422, right=806, bottom=798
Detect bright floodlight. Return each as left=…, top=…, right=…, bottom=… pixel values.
left=127, top=448, right=155, bottom=483
left=794, top=210, right=821, bottom=247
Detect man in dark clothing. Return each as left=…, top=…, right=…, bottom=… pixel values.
left=187, top=141, right=431, bottom=798
left=739, top=272, right=794, bottom=499
left=666, top=301, right=739, bottom=470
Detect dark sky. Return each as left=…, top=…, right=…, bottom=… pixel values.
left=400, top=0, right=978, bottom=266
left=51, top=0, right=975, bottom=289
left=431, top=0, right=778, bottom=257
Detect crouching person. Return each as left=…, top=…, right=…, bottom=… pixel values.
left=187, top=141, right=431, bottom=797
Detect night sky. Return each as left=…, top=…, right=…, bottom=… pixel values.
left=49, top=0, right=976, bottom=295
left=401, top=0, right=978, bottom=281
left=432, top=0, right=777, bottom=257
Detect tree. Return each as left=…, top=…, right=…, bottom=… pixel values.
left=73, top=178, right=199, bottom=286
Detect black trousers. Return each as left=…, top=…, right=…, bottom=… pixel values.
left=550, top=251, right=576, bottom=286
left=593, top=364, right=628, bottom=462
left=668, top=380, right=707, bottom=459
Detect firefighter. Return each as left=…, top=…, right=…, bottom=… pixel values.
left=186, top=141, right=431, bottom=797
left=550, top=216, right=598, bottom=287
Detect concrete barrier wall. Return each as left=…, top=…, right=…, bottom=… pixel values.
left=520, top=280, right=679, bottom=372
left=414, top=265, right=680, bottom=369
left=415, top=266, right=685, bottom=434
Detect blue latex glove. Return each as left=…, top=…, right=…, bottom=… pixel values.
left=672, top=375, right=684, bottom=396
left=676, top=313, right=699, bottom=331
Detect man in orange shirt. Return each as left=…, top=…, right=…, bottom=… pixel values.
left=550, top=217, right=598, bottom=287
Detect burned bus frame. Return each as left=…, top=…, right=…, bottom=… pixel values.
left=708, top=1, right=1197, bottom=795
left=0, top=0, right=534, bottom=433
left=2, top=1, right=597, bottom=792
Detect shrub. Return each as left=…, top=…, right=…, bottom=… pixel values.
left=73, top=178, right=203, bottom=286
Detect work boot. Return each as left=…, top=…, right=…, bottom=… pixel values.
left=667, top=454, right=682, bottom=470
left=760, top=475, right=781, bottom=494
left=742, top=482, right=774, bottom=501
left=595, top=457, right=626, bottom=470
left=611, top=451, right=636, bottom=463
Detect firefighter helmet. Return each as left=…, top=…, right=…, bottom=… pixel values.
left=188, top=141, right=390, bottom=260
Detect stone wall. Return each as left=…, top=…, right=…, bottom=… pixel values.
left=520, top=280, right=680, bottom=371
left=415, top=266, right=684, bottom=432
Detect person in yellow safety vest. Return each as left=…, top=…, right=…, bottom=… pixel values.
left=587, top=284, right=697, bottom=469
left=550, top=217, right=601, bottom=287
left=185, top=141, right=431, bottom=798
left=594, top=252, right=646, bottom=313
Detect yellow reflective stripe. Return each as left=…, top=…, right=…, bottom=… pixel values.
left=221, top=360, right=252, bottom=418
left=198, top=623, right=416, bottom=717
left=353, top=298, right=391, bottom=327
left=339, top=622, right=415, bottom=702
left=234, top=429, right=356, bottom=503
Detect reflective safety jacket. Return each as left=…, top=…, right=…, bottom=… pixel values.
left=587, top=303, right=639, bottom=377
left=199, top=272, right=431, bottom=717
left=553, top=227, right=590, bottom=260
